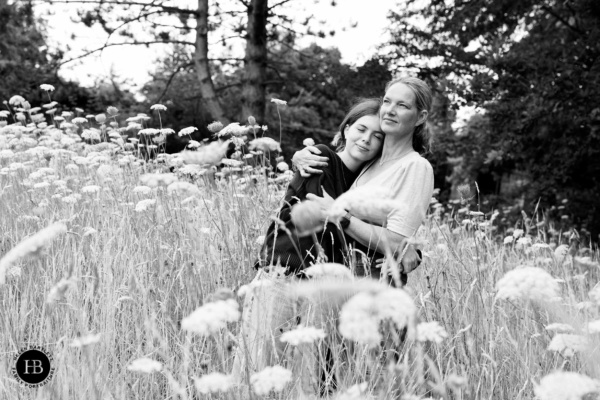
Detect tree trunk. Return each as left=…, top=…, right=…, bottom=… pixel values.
left=194, top=0, right=229, bottom=124
left=242, top=0, right=268, bottom=123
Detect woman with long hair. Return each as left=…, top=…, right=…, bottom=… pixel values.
left=232, top=98, right=385, bottom=389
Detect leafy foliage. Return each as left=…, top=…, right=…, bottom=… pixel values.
left=384, top=0, right=600, bottom=236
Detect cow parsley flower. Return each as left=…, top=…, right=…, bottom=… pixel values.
left=270, top=98, right=287, bottom=106
left=304, top=263, right=353, bottom=279
left=534, top=371, right=599, bottom=400
left=127, top=357, right=162, bottom=374
left=276, top=161, right=289, bottom=172
left=303, top=138, right=315, bottom=147
left=545, top=323, right=575, bottom=333
left=40, top=84, right=55, bottom=92
left=280, top=326, right=326, bottom=346
left=495, top=266, right=559, bottom=302
left=178, top=126, right=198, bottom=137
left=250, top=365, right=292, bottom=395
left=135, top=199, right=156, bottom=212
left=81, top=185, right=101, bottom=193
left=194, top=373, right=234, bottom=394
left=150, top=104, right=167, bottom=111
left=554, top=244, right=570, bottom=259
left=417, top=321, right=448, bottom=343
left=0, top=222, right=67, bottom=284
left=70, top=333, right=101, bottom=348
left=547, top=334, right=589, bottom=357
left=249, top=137, right=281, bottom=153
left=339, top=288, right=416, bottom=347
left=181, top=299, right=240, bottom=336
left=180, top=141, right=230, bottom=166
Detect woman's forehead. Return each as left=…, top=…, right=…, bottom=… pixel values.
left=384, top=83, right=416, bottom=103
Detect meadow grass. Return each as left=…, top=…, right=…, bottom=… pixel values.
left=1, top=98, right=599, bottom=399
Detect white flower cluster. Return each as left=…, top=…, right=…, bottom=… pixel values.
left=0, top=222, right=67, bottom=284
left=167, top=181, right=200, bottom=196
left=250, top=365, right=292, bottom=395
left=545, top=323, right=575, bottom=333
left=303, top=263, right=353, bottom=279
left=328, top=186, right=397, bottom=224
left=139, top=173, right=178, bottom=187
left=416, top=321, right=448, bottom=343
left=180, top=140, right=230, bottom=166
left=590, top=285, right=600, bottom=305
left=194, top=372, right=234, bottom=394
left=339, top=288, right=416, bottom=347
left=70, top=333, right=101, bottom=348
left=135, top=199, right=156, bottom=212
left=534, top=371, right=599, bottom=400
left=249, top=137, right=281, bottom=153
left=127, top=357, right=163, bottom=374
left=547, top=334, right=589, bottom=357
left=280, top=326, right=326, bottom=346
left=495, top=266, right=559, bottom=302
left=181, top=299, right=240, bottom=336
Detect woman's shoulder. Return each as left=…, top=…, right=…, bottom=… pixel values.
left=403, top=151, right=433, bottom=171
left=314, top=143, right=336, bottom=157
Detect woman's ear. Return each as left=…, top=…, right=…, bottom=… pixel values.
left=342, top=124, right=349, bottom=139
left=416, top=110, right=428, bottom=127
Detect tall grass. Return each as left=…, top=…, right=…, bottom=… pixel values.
left=1, top=98, right=599, bottom=399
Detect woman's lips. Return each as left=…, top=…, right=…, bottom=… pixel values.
left=355, top=144, right=370, bottom=152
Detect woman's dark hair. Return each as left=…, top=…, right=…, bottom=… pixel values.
left=384, top=77, right=433, bottom=154
left=332, top=97, right=381, bottom=151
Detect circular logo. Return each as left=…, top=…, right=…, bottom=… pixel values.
left=12, top=346, right=55, bottom=388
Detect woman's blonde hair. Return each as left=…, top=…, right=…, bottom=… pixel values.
left=384, top=76, right=433, bottom=154
left=332, top=97, right=382, bottom=151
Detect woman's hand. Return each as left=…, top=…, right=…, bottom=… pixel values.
left=292, top=146, right=329, bottom=177
left=305, top=189, right=335, bottom=223
left=375, top=245, right=422, bottom=274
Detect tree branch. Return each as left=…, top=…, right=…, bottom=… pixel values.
left=268, top=0, right=294, bottom=11
left=540, top=4, right=585, bottom=35
left=156, top=62, right=193, bottom=103
left=59, top=40, right=195, bottom=65
left=41, top=0, right=198, bottom=15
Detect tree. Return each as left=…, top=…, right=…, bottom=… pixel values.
left=41, top=0, right=337, bottom=124
left=383, top=0, right=600, bottom=236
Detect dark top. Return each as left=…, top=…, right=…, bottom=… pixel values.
left=257, top=144, right=380, bottom=276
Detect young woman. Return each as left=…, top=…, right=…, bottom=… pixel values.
left=232, top=98, right=385, bottom=386
left=294, top=76, right=435, bottom=284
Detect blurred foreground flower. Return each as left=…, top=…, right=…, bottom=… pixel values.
left=547, top=334, right=589, bottom=357
left=180, top=140, right=230, bottom=167
left=250, top=365, right=292, bottom=395
left=303, top=138, right=315, bottom=147
left=495, top=266, right=559, bottom=302
left=127, top=357, right=162, bottom=374
left=290, top=200, right=323, bottom=236
left=0, top=222, right=67, bottom=284
left=194, top=372, right=234, bottom=394
left=304, top=263, right=353, bottom=279
left=70, top=333, right=101, bottom=348
left=534, top=371, right=599, bottom=400
left=417, top=321, right=448, bottom=343
left=181, top=299, right=240, bottom=336
left=339, top=287, right=416, bottom=347
left=280, top=326, right=326, bottom=346
left=328, top=186, right=397, bottom=224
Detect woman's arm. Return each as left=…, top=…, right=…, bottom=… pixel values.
left=344, top=217, right=421, bottom=273
left=291, top=146, right=330, bottom=177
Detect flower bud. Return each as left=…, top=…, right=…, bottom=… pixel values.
left=95, top=114, right=106, bottom=124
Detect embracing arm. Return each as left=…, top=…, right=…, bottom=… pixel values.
left=292, top=146, right=330, bottom=177
left=344, top=217, right=421, bottom=273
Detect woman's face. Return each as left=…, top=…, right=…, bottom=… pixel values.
left=343, top=115, right=384, bottom=162
left=380, top=83, right=424, bottom=138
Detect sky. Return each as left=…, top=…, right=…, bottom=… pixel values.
left=39, top=0, right=394, bottom=92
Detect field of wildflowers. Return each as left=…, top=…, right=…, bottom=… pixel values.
left=1, top=86, right=600, bottom=399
